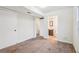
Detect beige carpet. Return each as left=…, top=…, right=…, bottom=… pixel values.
left=0, top=36, right=75, bottom=53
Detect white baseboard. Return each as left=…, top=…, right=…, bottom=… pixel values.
left=0, top=36, right=36, bottom=49
left=57, top=39, right=72, bottom=44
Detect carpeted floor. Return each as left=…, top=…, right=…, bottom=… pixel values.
left=0, top=36, right=75, bottom=53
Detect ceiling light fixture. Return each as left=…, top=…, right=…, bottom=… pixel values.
left=27, top=12, right=31, bottom=14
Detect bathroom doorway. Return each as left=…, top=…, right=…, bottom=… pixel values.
left=48, top=16, right=58, bottom=41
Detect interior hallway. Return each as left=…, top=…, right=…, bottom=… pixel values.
left=0, top=36, right=75, bottom=53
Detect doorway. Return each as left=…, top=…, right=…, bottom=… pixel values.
left=48, top=16, right=58, bottom=41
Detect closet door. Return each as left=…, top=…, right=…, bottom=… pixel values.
left=0, top=7, right=17, bottom=48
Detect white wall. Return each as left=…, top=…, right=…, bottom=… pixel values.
left=35, top=17, right=40, bottom=36
left=41, top=7, right=73, bottom=43
left=17, top=13, right=36, bottom=42
left=40, top=17, right=48, bottom=38
left=0, top=7, right=36, bottom=49
left=73, top=7, right=79, bottom=52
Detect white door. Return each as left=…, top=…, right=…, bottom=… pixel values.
left=0, top=8, right=17, bottom=48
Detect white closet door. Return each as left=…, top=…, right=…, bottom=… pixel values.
left=0, top=7, right=17, bottom=48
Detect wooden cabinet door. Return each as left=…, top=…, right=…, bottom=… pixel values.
left=49, top=30, right=53, bottom=36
